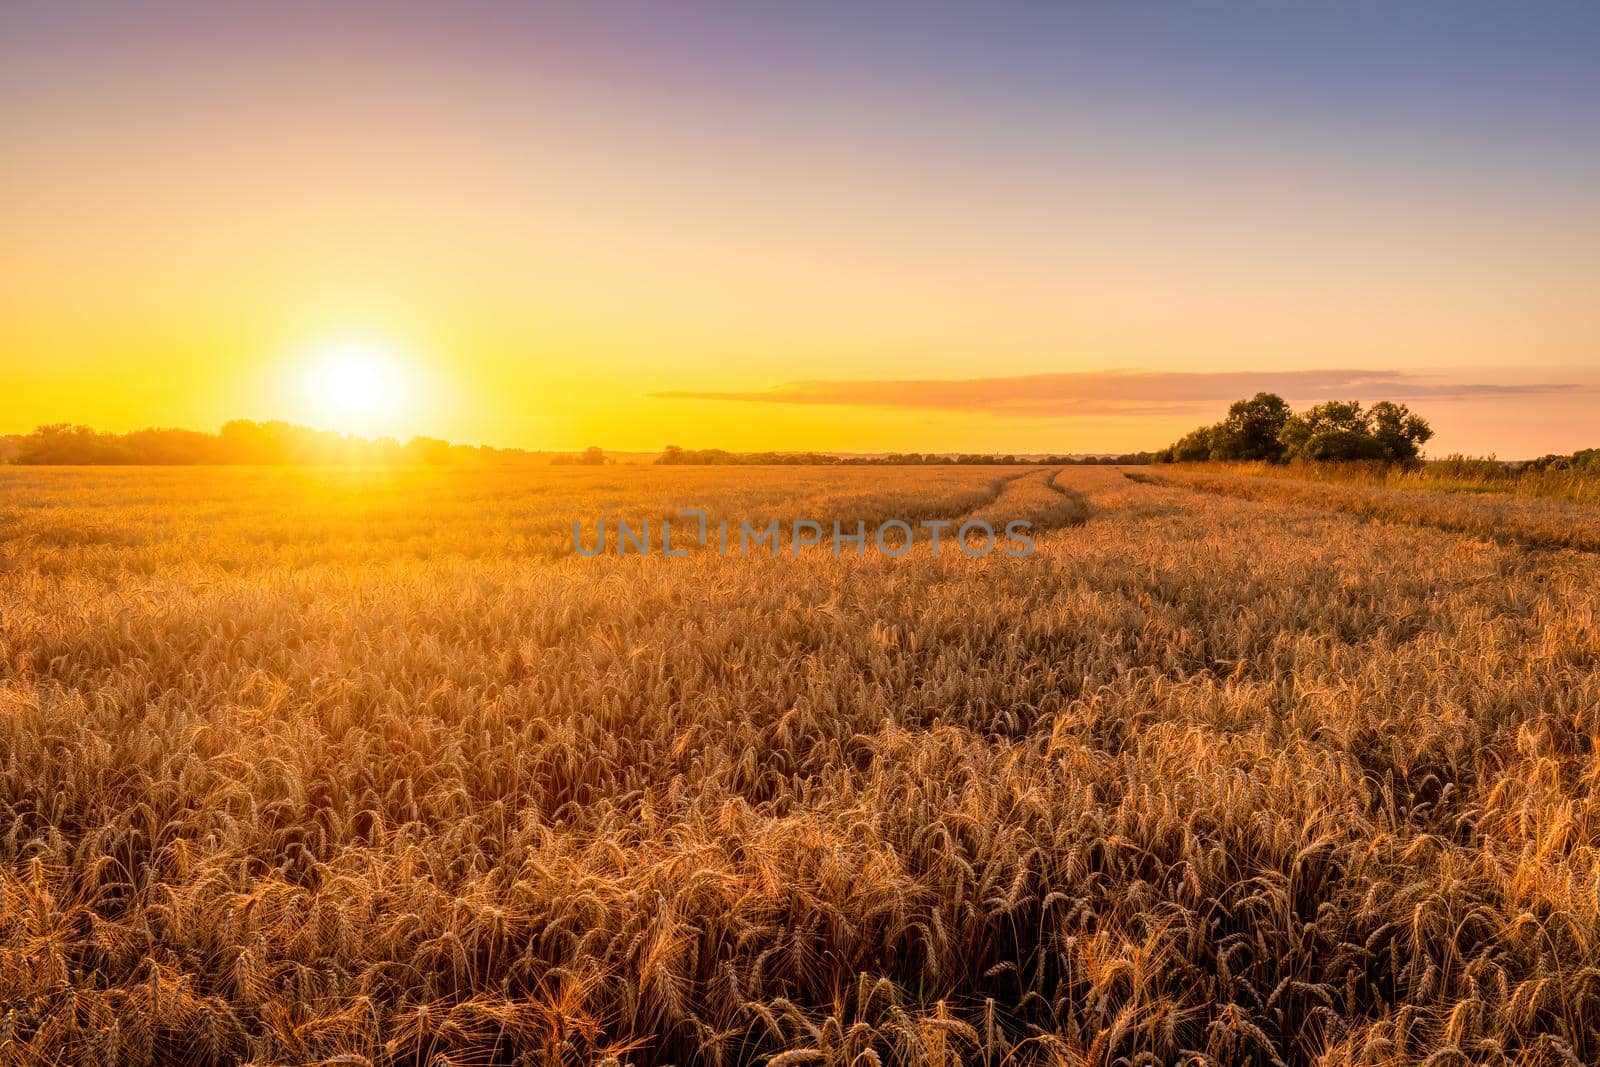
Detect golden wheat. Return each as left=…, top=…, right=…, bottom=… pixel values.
left=1, top=464, right=1596, bottom=1065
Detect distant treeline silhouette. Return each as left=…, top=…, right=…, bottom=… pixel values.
left=0, top=421, right=529, bottom=466
left=1428, top=449, right=1600, bottom=479
left=1523, top=447, right=1600, bottom=474
left=655, top=445, right=1152, bottom=466
left=0, top=422, right=1159, bottom=467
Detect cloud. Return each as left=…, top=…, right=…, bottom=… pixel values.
left=652, top=370, right=1581, bottom=417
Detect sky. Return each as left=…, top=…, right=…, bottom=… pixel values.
left=3, top=1, right=1598, bottom=456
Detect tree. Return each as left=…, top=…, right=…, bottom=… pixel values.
left=1209, top=392, right=1291, bottom=461
left=16, top=424, right=130, bottom=464
left=1161, top=394, right=1438, bottom=465
left=581, top=446, right=607, bottom=466
left=217, top=420, right=283, bottom=463
left=404, top=436, right=454, bottom=465
left=1299, top=428, right=1389, bottom=461
left=1169, top=425, right=1215, bottom=462
left=122, top=427, right=219, bottom=464
left=1278, top=400, right=1366, bottom=459
left=1366, top=401, right=1433, bottom=463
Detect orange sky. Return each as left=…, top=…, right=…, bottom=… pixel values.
left=3, top=4, right=1597, bottom=457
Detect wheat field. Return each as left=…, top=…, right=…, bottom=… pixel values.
left=1, top=464, right=1597, bottom=1066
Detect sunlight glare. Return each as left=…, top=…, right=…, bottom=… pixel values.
left=296, top=337, right=416, bottom=435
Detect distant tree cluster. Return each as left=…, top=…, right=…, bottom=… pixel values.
left=1154, top=394, right=1434, bottom=465
left=655, top=447, right=849, bottom=465
left=551, top=446, right=610, bottom=466
left=655, top=446, right=1151, bottom=466
left=1420, top=451, right=1600, bottom=482
left=844, top=452, right=1152, bottom=466
left=1523, top=447, right=1600, bottom=475
left=5, top=421, right=529, bottom=466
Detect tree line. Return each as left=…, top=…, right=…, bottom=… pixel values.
left=1, top=421, right=529, bottom=466
left=1523, top=448, right=1600, bottom=474
left=0, top=425, right=1157, bottom=467
left=655, top=446, right=1152, bottom=465
left=1153, top=394, right=1435, bottom=464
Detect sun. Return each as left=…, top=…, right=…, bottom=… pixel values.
left=295, top=337, right=416, bottom=435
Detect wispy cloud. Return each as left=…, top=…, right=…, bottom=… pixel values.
left=652, top=370, right=1580, bottom=417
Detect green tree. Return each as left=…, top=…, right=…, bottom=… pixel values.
left=1299, top=428, right=1389, bottom=461
left=1209, top=392, right=1291, bottom=461
left=1366, top=401, right=1433, bottom=463
left=1279, top=400, right=1367, bottom=459
left=1169, top=425, right=1215, bottom=462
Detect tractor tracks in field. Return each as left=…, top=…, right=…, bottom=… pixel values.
left=954, top=467, right=1089, bottom=533
left=1043, top=468, right=1093, bottom=526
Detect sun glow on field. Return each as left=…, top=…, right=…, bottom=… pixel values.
left=294, top=337, right=417, bottom=436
